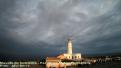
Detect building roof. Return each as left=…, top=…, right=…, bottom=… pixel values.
left=46, top=57, right=61, bottom=62
left=46, top=57, right=60, bottom=60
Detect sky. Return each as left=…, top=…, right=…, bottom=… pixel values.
left=0, top=0, right=121, bottom=56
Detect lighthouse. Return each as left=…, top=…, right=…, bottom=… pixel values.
left=56, top=38, right=81, bottom=60
left=46, top=38, right=82, bottom=68
left=67, top=39, right=72, bottom=54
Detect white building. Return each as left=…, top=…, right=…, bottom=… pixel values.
left=46, top=39, right=82, bottom=68
left=57, top=39, right=81, bottom=60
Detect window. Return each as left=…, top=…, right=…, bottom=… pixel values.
left=72, top=56, right=74, bottom=59
left=75, top=56, right=77, bottom=59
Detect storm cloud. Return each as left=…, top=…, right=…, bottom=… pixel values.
left=0, top=0, right=121, bottom=56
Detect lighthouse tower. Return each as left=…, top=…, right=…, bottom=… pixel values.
left=67, top=39, right=72, bottom=54
left=57, top=38, right=81, bottom=60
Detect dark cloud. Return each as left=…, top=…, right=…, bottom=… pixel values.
left=0, top=0, right=121, bottom=56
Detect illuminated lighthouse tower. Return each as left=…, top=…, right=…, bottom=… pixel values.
left=67, top=39, right=72, bottom=54
left=57, top=38, right=81, bottom=60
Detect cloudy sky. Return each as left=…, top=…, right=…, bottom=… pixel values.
left=0, top=0, right=121, bottom=56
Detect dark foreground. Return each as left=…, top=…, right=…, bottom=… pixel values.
left=39, top=61, right=121, bottom=68
left=0, top=61, right=121, bottom=68
left=67, top=61, right=121, bottom=68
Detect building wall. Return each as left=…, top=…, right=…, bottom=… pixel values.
left=63, top=53, right=81, bottom=60
left=64, top=54, right=72, bottom=59
left=46, top=57, right=61, bottom=68
left=72, top=53, right=81, bottom=60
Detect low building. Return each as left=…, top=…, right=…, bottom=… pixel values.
left=46, top=57, right=61, bottom=68
left=46, top=57, right=66, bottom=68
